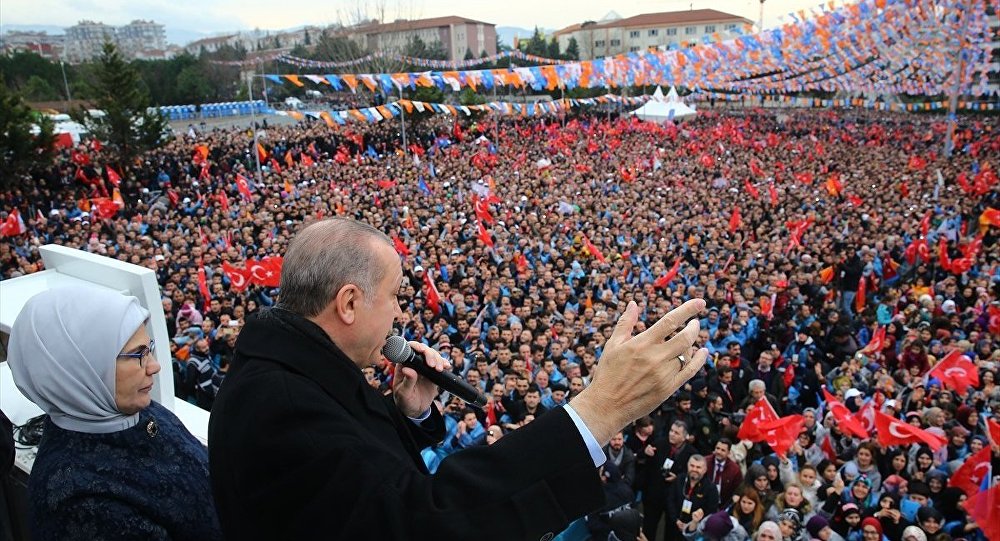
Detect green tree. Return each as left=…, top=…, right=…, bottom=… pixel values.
left=409, top=85, right=443, bottom=103
left=0, top=79, right=55, bottom=189
left=565, top=37, right=580, bottom=61
left=304, top=28, right=311, bottom=46
left=458, top=87, right=486, bottom=105
left=425, top=40, right=448, bottom=60
left=74, top=42, right=168, bottom=169
left=175, top=65, right=214, bottom=104
left=526, top=27, right=547, bottom=56
left=464, top=48, right=474, bottom=60
left=22, top=75, right=60, bottom=101
left=547, top=37, right=561, bottom=60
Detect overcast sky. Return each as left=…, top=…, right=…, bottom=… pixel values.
left=2, top=0, right=823, bottom=35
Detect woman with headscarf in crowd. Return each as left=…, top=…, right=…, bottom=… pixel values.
left=860, top=516, right=889, bottom=541
left=865, top=492, right=911, bottom=540
left=935, top=487, right=980, bottom=540
left=954, top=405, right=983, bottom=437
left=925, top=471, right=948, bottom=508
left=831, top=502, right=864, bottom=541
left=776, top=508, right=804, bottom=541
left=916, top=507, right=949, bottom=541
left=7, top=286, right=222, bottom=541
left=900, top=342, right=931, bottom=376
left=908, top=447, right=936, bottom=483
left=841, top=476, right=878, bottom=513
left=806, top=515, right=847, bottom=541
left=747, top=463, right=779, bottom=512
left=756, top=520, right=782, bottom=541
left=730, top=485, right=766, bottom=535
left=682, top=509, right=749, bottom=541
left=761, top=456, right=785, bottom=493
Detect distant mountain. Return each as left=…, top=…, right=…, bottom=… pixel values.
left=0, top=24, right=65, bottom=35
left=496, top=26, right=556, bottom=48
left=166, top=28, right=209, bottom=47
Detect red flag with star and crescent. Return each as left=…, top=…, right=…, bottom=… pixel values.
left=874, top=411, right=946, bottom=451
left=822, top=388, right=870, bottom=439
left=928, top=350, right=979, bottom=396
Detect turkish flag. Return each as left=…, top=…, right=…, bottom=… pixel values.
left=981, top=207, right=1000, bottom=227
left=853, top=400, right=876, bottom=435
left=391, top=235, right=410, bottom=257
left=794, top=172, right=814, bottom=185
left=744, top=179, right=760, bottom=199
left=71, top=149, right=90, bottom=166
left=860, top=326, right=886, bottom=356
left=822, top=388, right=870, bottom=439
left=847, top=193, right=863, bottom=207
left=654, top=259, right=681, bottom=289
left=919, top=211, right=932, bottom=238
left=423, top=270, right=441, bottom=315
left=582, top=235, right=606, bottom=264
left=821, top=434, right=837, bottom=462
left=963, top=484, right=1000, bottom=541
left=222, top=262, right=251, bottom=292
left=218, top=191, right=230, bottom=213
left=737, top=397, right=779, bottom=442
left=757, top=415, right=804, bottom=459
left=760, top=295, right=774, bottom=320
left=259, top=257, right=283, bottom=287
left=106, top=166, right=122, bottom=187
left=699, top=154, right=714, bottom=168
left=0, top=209, right=27, bottom=237
left=938, top=238, right=953, bottom=273
left=197, top=267, right=211, bottom=311
left=91, top=198, right=119, bottom=220
left=855, top=276, right=867, bottom=313
left=477, top=219, right=494, bottom=249
left=749, top=159, right=764, bottom=177
left=818, top=266, right=835, bottom=284
left=728, top=206, right=742, bottom=233
left=472, top=194, right=495, bottom=225
left=235, top=174, right=253, bottom=200
left=928, top=350, right=979, bottom=395
left=874, top=411, right=946, bottom=451
left=825, top=174, right=843, bottom=196
left=768, top=183, right=778, bottom=206
left=247, top=259, right=267, bottom=286
left=515, top=253, right=529, bottom=272
left=950, top=446, right=992, bottom=496
left=300, top=153, right=314, bottom=167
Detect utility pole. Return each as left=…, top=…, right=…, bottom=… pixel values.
left=247, top=71, right=263, bottom=182
left=758, top=0, right=766, bottom=33
left=60, top=60, right=73, bottom=105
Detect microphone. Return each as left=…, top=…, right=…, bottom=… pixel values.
left=382, top=335, right=488, bottom=409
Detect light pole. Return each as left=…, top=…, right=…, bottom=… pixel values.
left=60, top=60, right=73, bottom=105
left=247, top=71, right=263, bottom=182
left=758, top=0, right=766, bottom=33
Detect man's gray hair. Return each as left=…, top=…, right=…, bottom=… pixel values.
left=279, top=218, right=392, bottom=317
left=689, top=454, right=706, bottom=465
left=748, top=379, right=766, bottom=392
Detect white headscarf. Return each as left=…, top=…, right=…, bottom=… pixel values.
left=8, top=286, right=150, bottom=434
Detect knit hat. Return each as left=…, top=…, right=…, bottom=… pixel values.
left=747, top=463, right=768, bottom=483
left=806, top=515, right=830, bottom=537
left=862, top=517, right=883, bottom=536
left=840, top=502, right=861, bottom=517
left=703, top=511, right=735, bottom=539
left=757, top=521, right=781, bottom=540
left=902, top=525, right=927, bottom=541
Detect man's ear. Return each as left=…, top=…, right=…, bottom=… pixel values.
left=334, top=285, right=360, bottom=325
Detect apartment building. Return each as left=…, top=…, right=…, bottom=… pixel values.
left=555, top=9, right=752, bottom=60
left=346, top=16, right=497, bottom=62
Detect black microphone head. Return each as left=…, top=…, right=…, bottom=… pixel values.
left=381, top=335, right=410, bottom=363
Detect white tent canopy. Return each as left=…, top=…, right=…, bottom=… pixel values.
left=629, top=86, right=697, bottom=123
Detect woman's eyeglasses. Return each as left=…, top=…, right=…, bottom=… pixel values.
left=117, top=340, right=155, bottom=367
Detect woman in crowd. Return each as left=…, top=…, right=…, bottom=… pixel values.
left=841, top=442, right=882, bottom=493
left=765, top=482, right=815, bottom=525
left=7, top=286, right=222, bottom=541
left=730, top=485, right=766, bottom=535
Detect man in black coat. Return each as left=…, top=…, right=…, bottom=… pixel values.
left=641, top=420, right=696, bottom=541
left=208, top=218, right=711, bottom=541
left=668, top=454, right=720, bottom=540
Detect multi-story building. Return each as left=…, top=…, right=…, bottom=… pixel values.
left=555, top=9, right=752, bottom=60
left=0, top=31, right=65, bottom=61
left=184, top=34, right=242, bottom=56
left=345, top=16, right=497, bottom=62
left=64, top=20, right=116, bottom=63
left=62, top=19, right=168, bottom=62
left=116, top=20, right=167, bottom=56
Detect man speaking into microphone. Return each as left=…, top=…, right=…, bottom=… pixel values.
left=208, top=217, right=708, bottom=540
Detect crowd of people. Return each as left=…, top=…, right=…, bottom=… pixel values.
left=1, top=103, right=999, bottom=541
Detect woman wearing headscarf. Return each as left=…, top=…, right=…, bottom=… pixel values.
left=865, top=492, right=912, bottom=541
left=841, top=476, right=878, bottom=513
left=8, top=286, right=222, bottom=541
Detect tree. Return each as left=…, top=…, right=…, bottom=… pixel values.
left=22, top=75, right=60, bottom=101
left=464, top=48, right=475, bottom=61
left=526, top=27, right=547, bottom=57
left=565, top=37, right=580, bottom=61
left=304, top=28, right=312, bottom=46
left=0, top=79, right=54, bottom=189
left=547, top=37, right=561, bottom=60
left=458, top=87, right=485, bottom=105
left=74, top=42, right=168, bottom=169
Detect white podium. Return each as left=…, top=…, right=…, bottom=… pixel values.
left=0, top=245, right=210, bottom=474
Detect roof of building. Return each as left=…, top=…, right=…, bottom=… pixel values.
left=555, top=9, right=751, bottom=36
left=186, top=34, right=238, bottom=47
left=354, top=15, right=494, bottom=34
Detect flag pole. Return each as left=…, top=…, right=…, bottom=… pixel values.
left=247, top=70, right=263, bottom=182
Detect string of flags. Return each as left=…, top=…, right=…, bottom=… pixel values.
left=274, top=94, right=651, bottom=125
left=694, top=91, right=999, bottom=111
left=273, top=49, right=572, bottom=70
left=260, top=0, right=992, bottom=97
